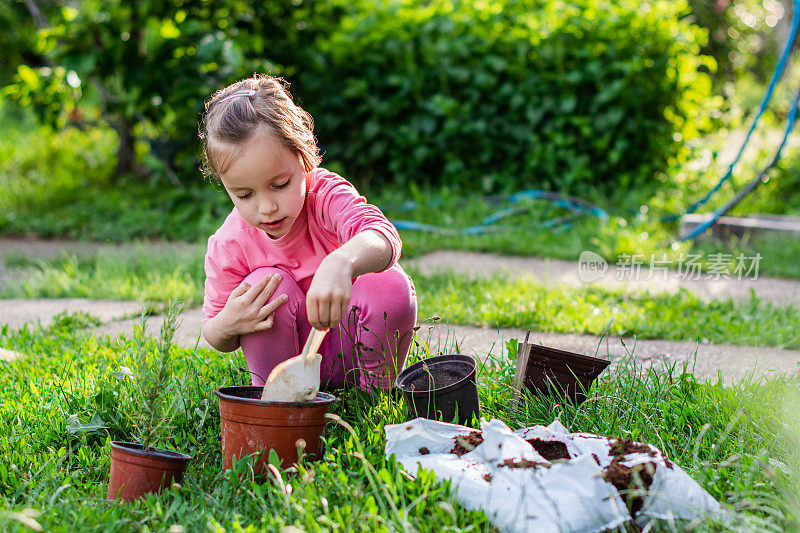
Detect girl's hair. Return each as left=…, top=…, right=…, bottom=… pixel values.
left=199, top=74, right=321, bottom=179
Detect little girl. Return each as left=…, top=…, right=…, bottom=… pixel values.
left=199, top=74, right=417, bottom=392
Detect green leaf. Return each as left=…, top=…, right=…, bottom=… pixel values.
left=268, top=448, right=281, bottom=468
left=160, top=20, right=181, bottom=39
left=16, top=65, right=40, bottom=90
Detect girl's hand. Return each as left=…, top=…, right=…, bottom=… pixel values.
left=307, top=253, right=354, bottom=330
left=217, top=273, right=289, bottom=337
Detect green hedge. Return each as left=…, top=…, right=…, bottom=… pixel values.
left=298, top=0, right=714, bottom=192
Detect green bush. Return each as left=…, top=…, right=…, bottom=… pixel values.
left=0, top=104, right=116, bottom=218
left=2, top=1, right=308, bottom=183
left=299, top=0, right=715, bottom=193
left=0, top=103, right=229, bottom=241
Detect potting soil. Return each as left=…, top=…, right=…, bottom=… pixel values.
left=385, top=418, right=727, bottom=532
left=406, top=365, right=465, bottom=391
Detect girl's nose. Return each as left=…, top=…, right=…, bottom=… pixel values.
left=258, top=197, right=278, bottom=215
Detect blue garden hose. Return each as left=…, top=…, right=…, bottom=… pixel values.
left=668, top=0, right=800, bottom=238
left=679, top=80, right=800, bottom=241
left=388, top=189, right=608, bottom=236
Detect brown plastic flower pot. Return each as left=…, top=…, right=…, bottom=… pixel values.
left=216, top=386, right=338, bottom=472
left=106, top=441, right=191, bottom=502
left=395, top=354, right=480, bottom=425
left=524, top=344, right=610, bottom=404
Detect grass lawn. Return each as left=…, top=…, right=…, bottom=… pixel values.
left=2, top=83, right=800, bottom=531
left=0, top=315, right=799, bottom=531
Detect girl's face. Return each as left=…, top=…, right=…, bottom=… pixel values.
left=218, top=132, right=307, bottom=239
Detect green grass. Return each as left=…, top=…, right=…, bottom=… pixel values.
left=693, top=233, right=800, bottom=280
left=380, top=190, right=800, bottom=281
left=0, top=315, right=798, bottom=530
left=0, top=245, right=206, bottom=305
left=414, top=271, right=800, bottom=349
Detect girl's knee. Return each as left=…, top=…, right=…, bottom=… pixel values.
left=243, top=267, right=305, bottom=312
left=353, top=266, right=417, bottom=327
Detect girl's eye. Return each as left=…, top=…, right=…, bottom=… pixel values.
left=236, top=192, right=253, bottom=199
left=274, top=180, right=290, bottom=190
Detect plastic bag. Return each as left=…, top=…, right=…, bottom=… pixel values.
left=385, top=418, right=726, bottom=532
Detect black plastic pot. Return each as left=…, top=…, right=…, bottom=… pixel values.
left=524, top=344, right=610, bottom=404
left=395, top=354, right=479, bottom=425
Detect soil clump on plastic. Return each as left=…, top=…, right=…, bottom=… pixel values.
left=419, top=447, right=430, bottom=455
left=450, top=431, right=484, bottom=457
left=499, top=458, right=547, bottom=469
left=526, top=438, right=570, bottom=461
left=602, top=457, right=655, bottom=515
left=609, top=438, right=655, bottom=458
left=608, top=436, right=674, bottom=469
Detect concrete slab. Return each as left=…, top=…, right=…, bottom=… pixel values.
left=91, top=307, right=211, bottom=351
left=0, top=299, right=144, bottom=331
left=0, top=347, right=23, bottom=361
left=405, top=251, right=800, bottom=307
left=681, top=213, right=800, bottom=241
left=0, top=238, right=202, bottom=263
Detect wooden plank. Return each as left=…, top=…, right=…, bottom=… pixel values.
left=512, top=330, right=532, bottom=406
left=682, top=213, right=800, bottom=240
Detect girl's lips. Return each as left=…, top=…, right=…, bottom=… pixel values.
left=261, top=218, right=286, bottom=230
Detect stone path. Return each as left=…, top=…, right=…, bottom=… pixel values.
left=437, top=324, right=799, bottom=383
left=1, top=239, right=799, bottom=382
left=3, top=240, right=799, bottom=306
left=0, top=238, right=201, bottom=262
left=0, top=299, right=144, bottom=331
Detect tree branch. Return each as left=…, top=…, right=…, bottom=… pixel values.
left=22, top=0, right=49, bottom=29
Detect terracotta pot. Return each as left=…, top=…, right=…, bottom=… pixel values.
left=395, top=354, right=480, bottom=425
left=524, top=344, right=610, bottom=404
left=107, top=441, right=191, bottom=502
left=216, top=386, right=338, bottom=472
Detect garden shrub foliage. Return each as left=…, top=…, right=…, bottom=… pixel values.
left=301, top=0, right=715, bottom=192
left=3, top=0, right=716, bottom=194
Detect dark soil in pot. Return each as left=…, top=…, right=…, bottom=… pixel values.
left=107, top=442, right=191, bottom=502
left=216, top=386, right=338, bottom=473
left=396, top=354, right=480, bottom=425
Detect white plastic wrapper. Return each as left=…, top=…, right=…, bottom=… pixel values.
left=385, top=418, right=726, bottom=532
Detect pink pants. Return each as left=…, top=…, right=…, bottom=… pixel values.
left=240, top=264, right=417, bottom=391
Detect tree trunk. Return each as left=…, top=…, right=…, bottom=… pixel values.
left=115, top=119, right=137, bottom=178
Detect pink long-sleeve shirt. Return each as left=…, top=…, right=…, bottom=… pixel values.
left=203, top=168, right=402, bottom=320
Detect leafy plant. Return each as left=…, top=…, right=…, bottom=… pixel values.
left=115, top=300, right=185, bottom=451
left=3, top=0, right=301, bottom=182
left=301, top=0, right=717, bottom=193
